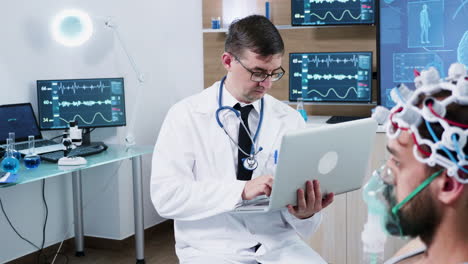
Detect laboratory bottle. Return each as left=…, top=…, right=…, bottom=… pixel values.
left=8, top=132, right=21, bottom=160
left=24, top=136, right=41, bottom=169
left=296, top=97, right=308, bottom=122
left=1, top=138, right=20, bottom=173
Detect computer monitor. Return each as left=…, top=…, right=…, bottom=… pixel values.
left=36, top=77, right=126, bottom=130
left=291, top=0, right=375, bottom=26
left=378, top=0, right=466, bottom=108
left=289, top=52, right=373, bottom=103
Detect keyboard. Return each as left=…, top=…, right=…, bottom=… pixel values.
left=326, top=116, right=367, bottom=124
left=39, top=142, right=108, bottom=163
left=14, top=139, right=60, bottom=150
left=9, top=139, right=66, bottom=155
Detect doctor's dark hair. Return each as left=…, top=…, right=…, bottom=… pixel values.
left=225, top=15, right=284, bottom=59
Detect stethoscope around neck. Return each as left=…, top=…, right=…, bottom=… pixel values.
left=215, top=76, right=264, bottom=171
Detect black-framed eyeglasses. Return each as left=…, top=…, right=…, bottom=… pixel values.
left=233, top=56, right=285, bottom=82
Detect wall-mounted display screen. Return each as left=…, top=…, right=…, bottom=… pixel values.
left=289, top=52, right=373, bottom=104
left=378, top=0, right=468, bottom=108
left=292, top=0, right=375, bottom=26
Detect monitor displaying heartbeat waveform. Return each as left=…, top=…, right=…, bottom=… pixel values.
left=37, top=77, right=126, bottom=129
left=291, top=0, right=375, bottom=26
left=289, top=52, right=373, bottom=103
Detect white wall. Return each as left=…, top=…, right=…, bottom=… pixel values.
left=0, top=0, right=203, bottom=262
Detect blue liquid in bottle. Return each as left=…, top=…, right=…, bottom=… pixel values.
left=1, top=157, right=20, bottom=173
left=24, top=156, right=41, bottom=169
left=12, top=150, right=21, bottom=161
left=24, top=135, right=41, bottom=169
left=296, top=97, right=308, bottom=122
left=298, top=109, right=308, bottom=122
left=1, top=138, right=20, bottom=173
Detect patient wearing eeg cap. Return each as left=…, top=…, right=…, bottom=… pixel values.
left=365, top=63, right=468, bottom=264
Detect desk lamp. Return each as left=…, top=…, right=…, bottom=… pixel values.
left=51, top=9, right=144, bottom=148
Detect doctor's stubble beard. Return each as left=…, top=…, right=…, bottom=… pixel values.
left=245, top=85, right=267, bottom=102
left=385, top=184, right=442, bottom=245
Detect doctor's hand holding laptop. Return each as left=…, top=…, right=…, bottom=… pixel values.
left=242, top=175, right=335, bottom=219
left=234, top=118, right=378, bottom=215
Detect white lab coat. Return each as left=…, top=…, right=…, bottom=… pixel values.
left=151, top=81, right=326, bottom=264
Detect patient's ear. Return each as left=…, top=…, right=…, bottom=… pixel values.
left=435, top=171, right=465, bottom=206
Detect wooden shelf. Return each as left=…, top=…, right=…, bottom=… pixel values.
left=202, top=24, right=376, bottom=33
left=202, top=28, right=228, bottom=33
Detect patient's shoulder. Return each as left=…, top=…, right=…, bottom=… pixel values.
left=384, top=238, right=426, bottom=264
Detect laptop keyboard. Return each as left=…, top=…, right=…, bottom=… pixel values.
left=14, top=140, right=59, bottom=150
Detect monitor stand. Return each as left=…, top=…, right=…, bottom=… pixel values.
left=82, top=128, right=92, bottom=146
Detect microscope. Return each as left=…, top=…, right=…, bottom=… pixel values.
left=57, top=126, right=87, bottom=166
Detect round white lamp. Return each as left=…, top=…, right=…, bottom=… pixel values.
left=51, top=9, right=93, bottom=47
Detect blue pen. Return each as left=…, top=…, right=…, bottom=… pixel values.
left=265, top=1, right=270, bottom=20
left=273, top=150, right=278, bottom=164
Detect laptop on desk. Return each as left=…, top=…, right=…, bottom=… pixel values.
left=0, top=103, right=65, bottom=155
left=234, top=118, right=378, bottom=213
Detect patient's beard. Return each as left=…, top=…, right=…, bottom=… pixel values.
left=397, top=187, right=442, bottom=246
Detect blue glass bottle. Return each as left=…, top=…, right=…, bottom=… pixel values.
left=24, top=136, right=41, bottom=169
left=296, top=97, right=308, bottom=122
left=8, top=132, right=21, bottom=161
left=1, top=138, right=20, bottom=173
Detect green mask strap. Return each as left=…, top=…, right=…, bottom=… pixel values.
left=391, top=169, right=444, bottom=216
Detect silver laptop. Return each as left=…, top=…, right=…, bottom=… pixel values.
left=0, top=103, right=65, bottom=155
left=234, top=118, right=377, bottom=213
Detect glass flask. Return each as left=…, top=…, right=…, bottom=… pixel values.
left=1, top=138, right=20, bottom=173
left=24, top=136, right=41, bottom=169
left=8, top=132, right=22, bottom=160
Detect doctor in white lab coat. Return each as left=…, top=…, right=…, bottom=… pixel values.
left=151, top=15, right=334, bottom=264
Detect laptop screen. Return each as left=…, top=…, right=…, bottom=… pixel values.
left=0, top=103, right=42, bottom=144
